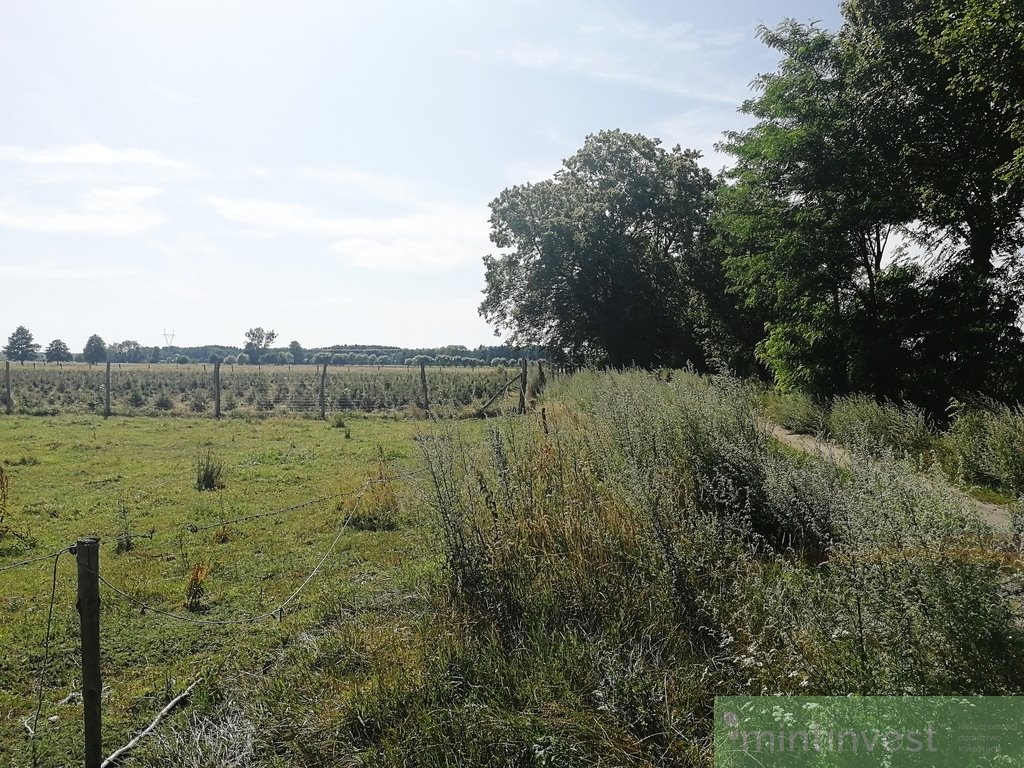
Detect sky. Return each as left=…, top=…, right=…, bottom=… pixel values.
left=0, top=0, right=842, bottom=351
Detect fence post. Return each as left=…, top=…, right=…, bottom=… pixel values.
left=213, top=361, right=221, bottom=419
left=319, top=364, right=328, bottom=420
left=4, top=360, right=11, bottom=415
left=75, top=538, right=102, bottom=768
left=104, top=362, right=111, bottom=419
left=518, top=358, right=528, bottom=414
left=419, top=362, right=429, bottom=414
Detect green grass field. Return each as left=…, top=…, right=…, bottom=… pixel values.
left=0, top=413, right=437, bottom=766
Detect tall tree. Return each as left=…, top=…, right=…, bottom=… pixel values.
left=717, top=22, right=917, bottom=396
left=3, top=326, right=41, bottom=364
left=83, top=335, right=107, bottom=365
left=44, top=339, right=73, bottom=363
left=480, top=130, right=724, bottom=368
left=288, top=340, right=305, bottom=365
left=243, top=328, right=277, bottom=365
left=842, top=0, right=1024, bottom=275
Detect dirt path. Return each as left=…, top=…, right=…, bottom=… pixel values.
left=767, top=423, right=1014, bottom=535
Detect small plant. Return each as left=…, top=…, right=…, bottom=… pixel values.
left=184, top=561, right=212, bottom=612
left=344, top=426, right=352, bottom=439
left=828, top=394, right=936, bottom=459
left=114, top=496, right=134, bottom=554
left=154, top=391, right=174, bottom=411
left=195, top=451, right=225, bottom=491
left=331, top=412, right=346, bottom=429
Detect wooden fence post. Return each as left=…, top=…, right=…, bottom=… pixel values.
left=103, top=362, right=111, bottom=419
left=319, top=364, right=328, bottom=420
left=419, top=362, right=430, bottom=414
left=4, top=360, right=12, bottom=415
left=76, top=538, right=102, bottom=768
left=519, top=358, right=528, bottom=414
left=213, top=361, right=221, bottom=419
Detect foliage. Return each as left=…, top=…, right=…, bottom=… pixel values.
left=43, top=339, right=72, bottom=363
left=83, top=334, right=107, bottom=365
left=481, top=130, right=730, bottom=369
left=243, top=328, right=277, bottom=365
left=195, top=450, right=225, bottom=491
left=763, top=390, right=826, bottom=435
left=948, top=401, right=1024, bottom=496
left=2, top=326, right=40, bottom=364
left=827, top=394, right=937, bottom=460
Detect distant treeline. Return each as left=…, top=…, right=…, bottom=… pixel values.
left=1, top=331, right=545, bottom=368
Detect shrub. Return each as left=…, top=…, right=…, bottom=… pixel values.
left=948, top=400, right=1024, bottom=495
left=764, top=390, right=827, bottom=434
left=828, top=394, right=937, bottom=459
left=195, top=451, right=225, bottom=491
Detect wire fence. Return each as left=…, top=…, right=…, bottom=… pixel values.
left=1, top=362, right=533, bottom=418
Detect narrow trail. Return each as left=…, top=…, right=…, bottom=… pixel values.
left=767, top=423, right=1015, bottom=535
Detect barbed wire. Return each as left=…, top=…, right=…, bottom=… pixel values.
left=183, top=467, right=429, bottom=534
left=0, top=546, right=74, bottom=575
left=93, top=484, right=371, bottom=626
left=29, top=549, right=64, bottom=768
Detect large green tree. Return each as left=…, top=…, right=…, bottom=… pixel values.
left=717, top=15, right=1024, bottom=410
left=480, top=130, right=726, bottom=369
left=83, top=335, right=107, bottom=365
left=3, top=326, right=41, bottom=364
left=44, top=339, right=73, bottom=363
left=243, top=328, right=277, bottom=365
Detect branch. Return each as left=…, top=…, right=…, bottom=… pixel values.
left=101, top=679, right=203, bottom=767
left=477, top=374, right=525, bottom=414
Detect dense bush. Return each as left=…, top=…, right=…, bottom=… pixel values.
left=763, top=390, right=826, bottom=434
left=827, top=394, right=937, bottom=460
left=948, top=401, right=1024, bottom=496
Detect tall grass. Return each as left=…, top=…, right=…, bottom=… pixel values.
left=948, top=400, right=1024, bottom=496
left=827, top=394, right=937, bottom=460
left=373, top=371, right=1023, bottom=765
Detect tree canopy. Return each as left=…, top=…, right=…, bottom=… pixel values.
left=2, top=326, right=40, bottom=364
left=44, top=339, right=73, bottom=363
left=83, top=335, right=108, bottom=365
left=480, top=130, right=722, bottom=369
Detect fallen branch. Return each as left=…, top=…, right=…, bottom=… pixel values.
left=101, top=678, right=202, bottom=767
left=477, top=374, right=525, bottom=415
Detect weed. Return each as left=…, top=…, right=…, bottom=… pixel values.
left=195, top=450, right=225, bottom=491
left=184, top=561, right=212, bottom=612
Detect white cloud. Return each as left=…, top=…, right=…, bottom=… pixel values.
left=205, top=196, right=490, bottom=271
left=0, top=186, right=166, bottom=235
left=480, top=13, right=752, bottom=105
left=652, top=105, right=752, bottom=171
left=0, top=264, right=130, bottom=281
left=0, top=144, right=203, bottom=183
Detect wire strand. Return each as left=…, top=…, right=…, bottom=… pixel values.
left=30, top=549, right=64, bottom=768
left=93, top=476, right=395, bottom=626
left=0, top=547, right=73, bottom=575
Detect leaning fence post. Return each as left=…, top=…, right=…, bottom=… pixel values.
left=4, top=360, right=12, bottom=415
left=75, top=538, right=102, bottom=768
left=319, top=363, right=328, bottom=420
left=419, top=362, right=430, bottom=414
left=103, top=362, right=111, bottom=419
left=213, top=361, right=222, bottom=419
left=518, top=357, right=528, bottom=414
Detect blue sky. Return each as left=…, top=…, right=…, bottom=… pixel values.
left=0, top=0, right=842, bottom=351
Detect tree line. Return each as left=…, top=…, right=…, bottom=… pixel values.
left=1, top=325, right=543, bottom=369
left=480, top=0, right=1024, bottom=415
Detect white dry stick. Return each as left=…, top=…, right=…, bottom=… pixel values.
left=101, top=678, right=203, bottom=767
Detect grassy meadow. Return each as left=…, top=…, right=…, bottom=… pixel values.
left=0, top=412, right=437, bottom=766
left=1, top=369, right=1022, bottom=766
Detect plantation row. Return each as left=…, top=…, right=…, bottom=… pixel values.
left=1, top=363, right=524, bottom=417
